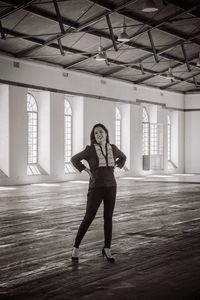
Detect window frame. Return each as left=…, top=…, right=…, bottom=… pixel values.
left=142, top=107, right=150, bottom=156
left=167, top=113, right=171, bottom=161
left=64, top=98, right=73, bottom=173
left=27, top=93, right=38, bottom=165
left=115, top=107, right=121, bottom=149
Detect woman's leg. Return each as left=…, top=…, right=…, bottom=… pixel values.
left=74, top=188, right=103, bottom=248
left=103, top=186, right=117, bottom=248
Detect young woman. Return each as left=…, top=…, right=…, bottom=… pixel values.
left=70, top=123, right=126, bottom=262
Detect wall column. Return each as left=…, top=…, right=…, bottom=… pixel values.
left=9, top=86, right=27, bottom=183
left=130, top=104, right=143, bottom=175
left=0, top=84, right=9, bottom=176
left=50, top=92, right=65, bottom=179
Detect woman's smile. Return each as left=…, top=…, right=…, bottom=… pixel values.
left=94, top=126, right=107, bottom=143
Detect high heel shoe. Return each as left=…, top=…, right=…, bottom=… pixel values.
left=71, top=247, right=79, bottom=261
left=102, top=247, right=115, bottom=263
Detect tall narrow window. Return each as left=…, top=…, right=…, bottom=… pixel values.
left=150, top=124, right=158, bottom=155
left=142, top=107, right=150, bottom=156
left=150, top=123, right=164, bottom=170
left=142, top=107, right=150, bottom=170
left=115, top=107, right=121, bottom=149
left=65, top=99, right=73, bottom=173
left=27, top=93, right=38, bottom=164
left=27, top=93, right=40, bottom=175
left=167, top=113, right=171, bottom=161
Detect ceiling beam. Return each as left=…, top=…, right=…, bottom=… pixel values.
left=102, top=39, right=182, bottom=77
left=5, top=23, right=199, bottom=87
left=105, top=15, right=118, bottom=52
left=88, top=0, right=139, bottom=12
left=16, top=3, right=79, bottom=29
left=134, top=57, right=200, bottom=85
left=134, top=74, right=156, bottom=84
left=63, top=39, right=186, bottom=70
left=5, top=0, right=195, bottom=58
left=164, top=0, right=200, bottom=12
left=86, top=0, right=200, bottom=76
left=136, top=68, right=200, bottom=87
left=14, top=11, right=110, bottom=57
left=0, top=0, right=36, bottom=19
left=134, top=62, right=182, bottom=84
left=107, top=57, right=159, bottom=75
left=2, top=0, right=200, bottom=92
left=0, top=21, right=6, bottom=40
left=186, top=89, right=200, bottom=93
left=180, top=41, right=191, bottom=72
left=89, top=0, right=200, bottom=43
left=12, top=0, right=138, bottom=57
left=52, top=0, right=66, bottom=55
left=139, top=62, right=145, bottom=75
left=57, top=38, right=65, bottom=56
left=2, top=10, right=199, bottom=89
left=3, top=0, right=200, bottom=60
left=4, top=0, right=199, bottom=74
left=104, top=40, right=200, bottom=80
left=52, top=0, right=65, bottom=34
left=161, top=71, right=200, bottom=89
left=193, top=76, right=199, bottom=88
left=2, top=27, right=91, bottom=57
left=147, top=30, right=159, bottom=63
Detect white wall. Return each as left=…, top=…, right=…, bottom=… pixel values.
left=0, top=84, right=9, bottom=175
left=70, top=96, right=84, bottom=155
left=9, top=86, right=27, bottom=183
left=0, top=56, right=184, bottom=109
left=130, top=105, right=143, bottom=175
left=31, top=90, right=50, bottom=173
left=185, top=111, right=200, bottom=172
left=171, top=111, right=179, bottom=168
left=185, top=94, right=200, bottom=110
left=118, top=103, right=130, bottom=169
left=50, top=92, right=65, bottom=177
left=178, top=111, right=185, bottom=171
left=83, top=97, right=115, bottom=146
left=158, top=106, right=167, bottom=170
left=184, top=94, right=200, bottom=173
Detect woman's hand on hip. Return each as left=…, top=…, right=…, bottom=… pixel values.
left=84, top=167, right=92, bottom=179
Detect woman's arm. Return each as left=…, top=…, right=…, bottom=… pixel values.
left=71, top=146, right=90, bottom=172
left=113, top=145, right=127, bottom=169
left=84, top=167, right=92, bottom=178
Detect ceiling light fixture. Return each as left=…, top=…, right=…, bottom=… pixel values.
left=142, top=0, right=159, bottom=12
left=95, top=37, right=107, bottom=61
left=166, top=67, right=174, bottom=80
left=117, top=16, right=130, bottom=42
left=139, top=62, right=145, bottom=75
left=95, top=45, right=106, bottom=61
left=193, top=76, right=200, bottom=88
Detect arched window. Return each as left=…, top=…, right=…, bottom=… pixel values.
left=65, top=99, right=72, bottom=172
left=27, top=93, right=38, bottom=164
left=142, top=107, right=150, bottom=156
left=167, top=113, right=171, bottom=161
left=115, top=107, right=121, bottom=149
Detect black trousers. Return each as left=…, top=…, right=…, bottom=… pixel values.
left=74, top=186, right=117, bottom=248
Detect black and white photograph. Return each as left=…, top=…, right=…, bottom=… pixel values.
left=0, top=0, right=200, bottom=299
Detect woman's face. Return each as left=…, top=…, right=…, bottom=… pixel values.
left=94, top=126, right=107, bottom=144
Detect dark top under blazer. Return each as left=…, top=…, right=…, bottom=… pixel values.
left=71, top=144, right=126, bottom=188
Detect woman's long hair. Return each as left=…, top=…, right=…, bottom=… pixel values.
left=90, top=123, right=110, bottom=145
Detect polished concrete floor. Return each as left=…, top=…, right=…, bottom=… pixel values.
left=121, top=173, right=200, bottom=183
left=0, top=178, right=200, bottom=300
